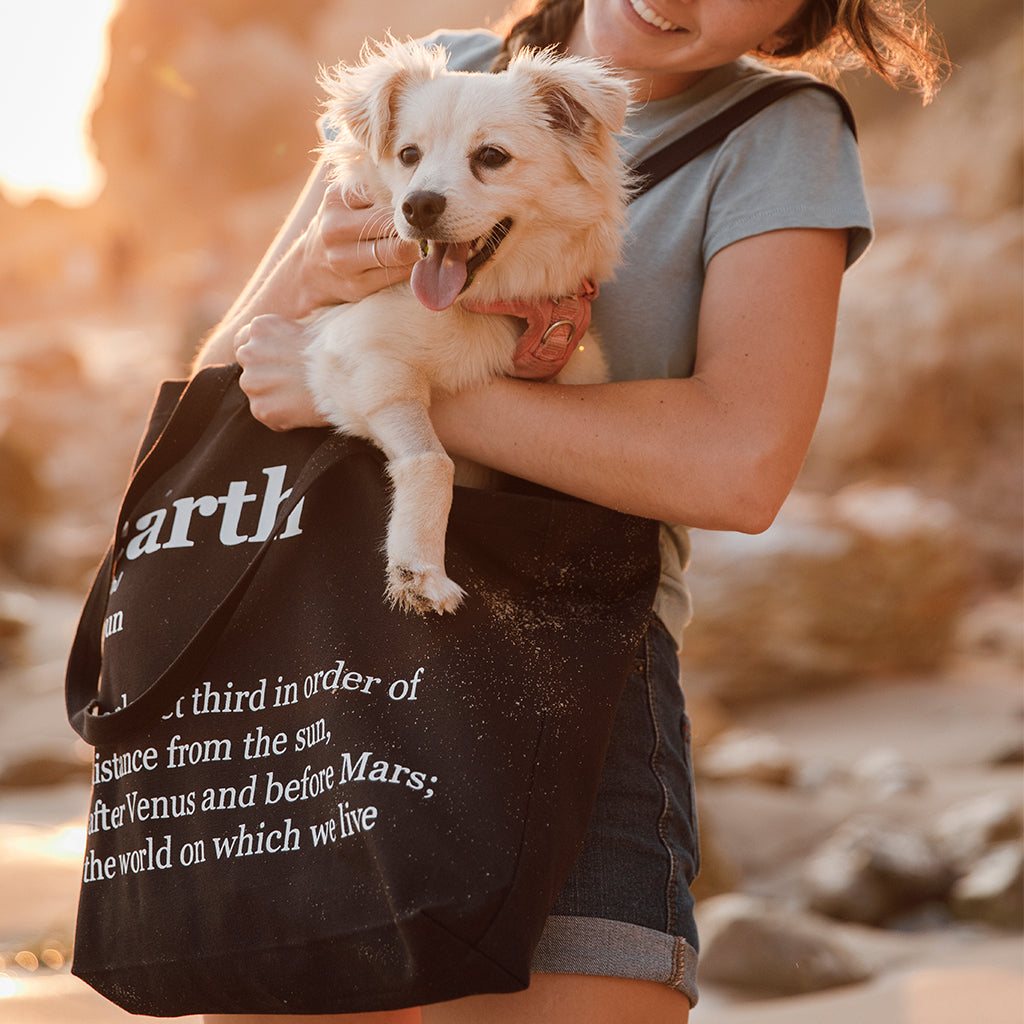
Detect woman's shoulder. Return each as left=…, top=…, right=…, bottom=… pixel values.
left=622, top=59, right=872, bottom=271
left=709, top=63, right=861, bottom=175
left=623, top=59, right=854, bottom=163
left=419, top=29, right=502, bottom=72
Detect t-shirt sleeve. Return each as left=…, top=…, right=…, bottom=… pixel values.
left=702, top=87, right=873, bottom=269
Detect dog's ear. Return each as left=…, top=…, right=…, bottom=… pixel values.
left=510, top=50, right=630, bottom=142
left=319, top=38, right=447, bottom=160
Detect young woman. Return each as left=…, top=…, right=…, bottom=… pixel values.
left=197, top=1, right=944, bottom=1021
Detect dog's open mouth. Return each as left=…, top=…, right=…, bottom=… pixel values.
left=411, top=217, right=512, bottom=312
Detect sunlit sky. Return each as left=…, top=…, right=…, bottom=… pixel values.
left=0, top=0, right=118, bottom=207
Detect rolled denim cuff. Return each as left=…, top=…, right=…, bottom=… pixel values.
left=531, top=915, right=699, bottom=1007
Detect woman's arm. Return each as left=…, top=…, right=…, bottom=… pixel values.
left=193, top=160, right=416, bottom=370
left=228, top=225, right=847, bottom=532
left=430, top=227, right=848, bottom=532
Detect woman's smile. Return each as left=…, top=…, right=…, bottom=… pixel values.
left=627, top=0, right=687, bottom=33
left=570, top=0, right=809, bottom=99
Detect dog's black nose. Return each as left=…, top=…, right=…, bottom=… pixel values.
left=402, top=191, right=446, bottom=233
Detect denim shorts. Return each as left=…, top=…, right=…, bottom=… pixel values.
left=530, top=616, right=701, bottom=1007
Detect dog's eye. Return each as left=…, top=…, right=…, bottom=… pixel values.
left=473, top=146, right=511, bottom=170
left=398, top=146, right=421, bottom=167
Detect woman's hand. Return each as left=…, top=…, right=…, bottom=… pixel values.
left=234, top=314, right=327, bottom=431
left=194, top=164, right=419, bottom=369
left=230, top=186, right=421, bottom=431
left=297, top=184, right=419, bottom=310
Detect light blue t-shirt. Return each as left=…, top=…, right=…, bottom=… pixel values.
left=393, top=30, right=874, bottom=641
left=430, top=30, right=872, bottom=380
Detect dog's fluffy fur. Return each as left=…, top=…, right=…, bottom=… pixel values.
left=305, top=39, right=631, bottom=614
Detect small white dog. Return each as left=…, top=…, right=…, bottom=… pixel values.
left=305, top=39, right=631, bottom=615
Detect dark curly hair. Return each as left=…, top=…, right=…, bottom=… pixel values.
left=492, top=0, right=947, bottom=102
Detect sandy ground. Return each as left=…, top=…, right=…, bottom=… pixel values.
left=0, top=591, right=1021, bottom=1023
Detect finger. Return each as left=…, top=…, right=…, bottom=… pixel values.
left=236, top=314, right=279, bottom=358
left=232, top=322, right=252, bottom=360
left=381, top=234, right=419, bottom=268
left=325, top=180, right=370, bottom=211
left=368, top=233, right=419, bottom=270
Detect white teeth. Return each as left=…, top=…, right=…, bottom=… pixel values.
left=629, top=0, right=683, bottom=31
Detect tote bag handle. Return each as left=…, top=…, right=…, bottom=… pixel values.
left=66, top=366, right=347, bottom=744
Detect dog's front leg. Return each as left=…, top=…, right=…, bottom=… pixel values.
left=367, top=401, right=466, bottom=615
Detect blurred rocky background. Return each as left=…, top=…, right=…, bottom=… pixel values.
left=0, top=0, right=1021, bottom=1020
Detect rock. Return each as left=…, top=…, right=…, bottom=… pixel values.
left=804, top=14, right=1024, bottom=592
left=851, top=18, right=1023, bottom=224
left=803, top=210, right=1023, bottom=586
left=697, top=728, right=796, bottom=787
left=689, top=816, right=742, bottom=903
left=0, top=436, right=46, bottom=568
left=685, top=689, right=735, bottom=750
left=803, top=817, right=953, bottom=925
left=933, top=792, right=1024, bottom=869
left=696, top=893, right=875, bottom=996
left=93, top=3, right=321, bottom=235
left=0, top=321, right=181, bottom=587
left=955, top=586, right=1024, bottom=672
left=950, top=843, right=1024, bottom=929
left=791, top=755, right=847, bottom=792
left=990, top=741, right=1024, bottom=767
left=0, top=591, right=34, bottom=669
left=14, top=521, right=111, bottom=593
left=0, top=756, right=88, bottom=791
left=682, top=485, right=974, bottom=700
left=850, top=747, right=926, bottom=799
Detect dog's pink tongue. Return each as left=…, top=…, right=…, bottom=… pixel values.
left=411, top=241, right=472, bottom=311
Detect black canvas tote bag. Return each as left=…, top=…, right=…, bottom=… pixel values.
left=65, top=364, right=661, bottom=1016
left=65, top=76, right=854, bottom=1016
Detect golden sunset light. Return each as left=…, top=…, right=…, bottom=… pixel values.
left=0, top=4, right=1022, bottom=1018
left=0, top=0, right=118, bottom=206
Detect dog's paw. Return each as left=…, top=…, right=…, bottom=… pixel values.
left=387, top=563, right=466, bottom=615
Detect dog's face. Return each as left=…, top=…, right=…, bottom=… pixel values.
left=320, top=42, right=631, bottom=310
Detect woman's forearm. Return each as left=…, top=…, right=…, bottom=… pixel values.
left=194, top=164, right=333, bottom=370
left=431, top=375, right=809, bottom=533
left=194, top=161, right=417, bottom=373
left=196, top=243, right=317, bottom=368
left=431, top=229, right=846, bottom=532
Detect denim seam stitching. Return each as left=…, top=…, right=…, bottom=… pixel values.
left=645, top=622, right=679, bottom=936
left=671, top=936, right=686, bottom=986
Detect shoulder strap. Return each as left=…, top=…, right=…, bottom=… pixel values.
left=631, top=78, right=856, bottom=201
left=65, top=366, right=239, bottom=742
left=65, top=366, right=351, bottom=745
